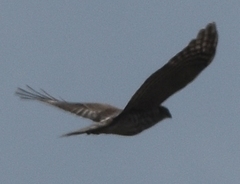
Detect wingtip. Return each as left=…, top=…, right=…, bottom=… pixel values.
left=207, top=22, right=217, bottom=31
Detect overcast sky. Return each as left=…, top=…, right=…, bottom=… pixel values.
left=1, top=1, right=240, bottom=184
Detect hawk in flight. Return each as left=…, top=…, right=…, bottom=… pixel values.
left=16, top=22, right=218, bottom=136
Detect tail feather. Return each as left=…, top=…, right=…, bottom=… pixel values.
left=60, top=123, right=106, bottom=137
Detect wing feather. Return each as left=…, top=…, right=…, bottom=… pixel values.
left=15, top=85, right=122, bottom=122
left=124, top=22, right=218, bottom=111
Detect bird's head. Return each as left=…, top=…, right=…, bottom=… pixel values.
left=159, top=106, right=172, bottom=119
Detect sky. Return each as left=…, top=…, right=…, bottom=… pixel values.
left=1, top=1, right=240, bottom=184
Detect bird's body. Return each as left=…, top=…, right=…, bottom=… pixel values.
left=16, top=22, right=218, bottom=136
left=72, top=106, right=171, bottom=136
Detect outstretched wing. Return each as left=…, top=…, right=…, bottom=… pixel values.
left=124, top=22, right=218, bottom=111
left=15, top=86, right=122, bottom=122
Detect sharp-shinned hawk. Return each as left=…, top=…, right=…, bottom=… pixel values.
left=16, top=22, right=218, bottom=136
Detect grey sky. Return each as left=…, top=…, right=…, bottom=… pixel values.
left=1, top=1, right=240, bottom=183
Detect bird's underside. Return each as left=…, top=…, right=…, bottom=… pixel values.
left=16, top=22, right=218, bottom=136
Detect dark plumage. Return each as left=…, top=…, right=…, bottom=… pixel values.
left=16, top=22, right=218, bottom=136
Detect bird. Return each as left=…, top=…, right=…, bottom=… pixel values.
left=16, top=22, right=218, bottom=137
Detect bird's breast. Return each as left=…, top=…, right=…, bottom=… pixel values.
left=107, top=108, right=169, bottom=136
